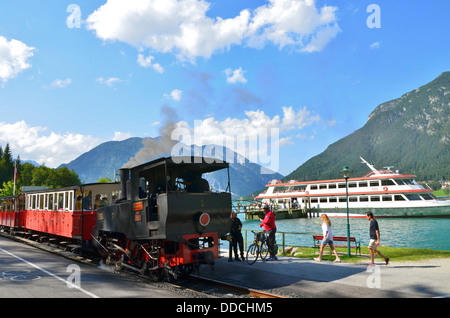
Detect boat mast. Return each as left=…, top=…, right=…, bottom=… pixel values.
left=360, top=156, right=377, bottom=172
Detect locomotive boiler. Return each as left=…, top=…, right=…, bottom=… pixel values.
left=93, top=156, right=232, bottom=279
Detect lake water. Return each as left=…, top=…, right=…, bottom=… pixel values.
left=238, top=216, right=450, bottom=251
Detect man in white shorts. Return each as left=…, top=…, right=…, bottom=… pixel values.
left=366, top=211, right=389, bottom=265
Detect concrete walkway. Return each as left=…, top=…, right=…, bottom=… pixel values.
left=204, top=250, right=450, bottom=298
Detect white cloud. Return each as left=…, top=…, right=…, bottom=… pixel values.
left=247, top=0, right=340, bottom=51
left=164, top=89, right=183, bottom=101
left=0, top=36, right=35, bottom=82
left=137, top=53, right=164, bottom=73
left=369, top=41, right=380, bottom=49
left=172, top=106, right=320, bottom=153
left=43, top=78, right=72, bottom=89
left=281, top=106, right=321, bottom=131
left=0, top=121, right=100, bottom=168
left=171, top=106, right=320, bottom=172
left=86, top=0, right=339, bottom=62
left=170, top=89, right=183, bottom=101
left=224, top=67, right=247, bottom=84
left=96, top=77, right=121, bottom=86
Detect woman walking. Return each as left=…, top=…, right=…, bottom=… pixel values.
left=314, top=214, right=341, bottom=262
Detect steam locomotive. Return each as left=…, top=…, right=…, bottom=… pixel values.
left=0, top=156, right=232, bottom=279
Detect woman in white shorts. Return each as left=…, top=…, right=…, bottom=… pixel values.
left=314, top=214, right=341, bottom=262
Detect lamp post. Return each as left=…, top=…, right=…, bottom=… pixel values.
left=340, top=166, right=353, bottom=256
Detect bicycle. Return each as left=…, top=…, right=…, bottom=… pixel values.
left=246, top=231, right=269, bottom=265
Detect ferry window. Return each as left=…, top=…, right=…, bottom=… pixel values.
left=382, top=195, right=392, bottom=201
left=370, top=181, right=379, bottom=187
left=349, top=197, right=358, bottom=202
left=329, top=184, right=336, bottom=189
left=381, top=179, right=395, bottom=186
left=310, top=185, right=318, bottom=190
left=359, top=182, right=368, bottom=187
left=338, top=183, right=346, bottom=188
left=360, top=196, right=369, bottom=202
left=370, top=196, right=380, bottom=201
left=349, top=182, right=357, bottom=188
left=311, top=198, right=318, bottom=203
left=394, top=195, right=406, bottom=201
left=272, top=186, right=284, bottom=193
left=395, top=179, right=405, bottom=185
left=405, top=194, right=421, bottom=201
left=319, top=184, right=327, bottom=189
left=420, top=194, right=433, bottom=200
left=329, top=197, right=337, bottom=203
left=320, top=198, right=327, bottom=203
left=338, top=197, right=347, bottom=202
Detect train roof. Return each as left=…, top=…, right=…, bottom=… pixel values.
left=124, top=156, right=229, bottom=174
left=21, top=182, right=120, bottom=194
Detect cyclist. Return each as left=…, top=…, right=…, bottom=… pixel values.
left=259, top=204, right=277, bottom=261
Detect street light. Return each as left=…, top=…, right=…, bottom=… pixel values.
left=340, top=166, right=353, bottom=256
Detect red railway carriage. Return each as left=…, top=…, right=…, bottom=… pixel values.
left=22, top=183, right=120, bottom=240
left=0, top=195, right=24, bottom=229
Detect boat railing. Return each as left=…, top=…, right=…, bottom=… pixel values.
left=362, top=169, right=397, bottom=178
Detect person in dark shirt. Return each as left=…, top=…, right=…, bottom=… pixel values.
left=366, top=211, right=389, bottom=265
left=230, top=211, right=245, bottom=261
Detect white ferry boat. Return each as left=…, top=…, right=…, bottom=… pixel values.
left=255, top=157, right=450, bottom=218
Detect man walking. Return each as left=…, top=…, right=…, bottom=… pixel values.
left=365, top=211, right=389, bottom=265
left=260, top=204, right=277, bottom=261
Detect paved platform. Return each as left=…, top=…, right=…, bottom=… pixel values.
left=200, top=249, right=450, bottom=298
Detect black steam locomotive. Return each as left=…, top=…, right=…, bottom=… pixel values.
left=93, top=156, right=232, bottom=279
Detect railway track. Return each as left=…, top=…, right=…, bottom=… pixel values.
left=1, top=230, right=285, bottom=298
left=184, top=274, right=285, bottom=298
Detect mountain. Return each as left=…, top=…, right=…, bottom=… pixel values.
left=285, top=71, right=450, bottom=182
left=59, top=137, right=145, bottom=182
left=60, top=138, right=283, bottom=199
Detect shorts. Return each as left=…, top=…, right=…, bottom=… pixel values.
left=322, top=239, right=333, bottom=246
left=368, top=239, right=378, bottom=250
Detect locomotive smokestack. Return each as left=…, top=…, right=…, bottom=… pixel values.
left=120, top=168, right=130, bottom=200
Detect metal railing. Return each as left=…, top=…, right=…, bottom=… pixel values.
left=242, top=228, right=319, bottom=253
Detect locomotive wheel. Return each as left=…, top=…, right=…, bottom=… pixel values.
left=140, top=262, right=148, bottom=276
left=115, top=255, right=124, bottom=271
left=180, top=264, right=194, bottom=275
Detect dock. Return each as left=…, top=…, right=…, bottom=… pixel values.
left=232, top=199, right=320, bottom=220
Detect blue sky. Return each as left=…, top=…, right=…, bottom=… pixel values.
left=0, top=0, right=449, bottom=176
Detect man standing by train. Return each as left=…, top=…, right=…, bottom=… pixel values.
left=260, top=204, right=277, bottom=261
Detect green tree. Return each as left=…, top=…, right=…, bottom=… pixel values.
left=0, top=181, right=17, bottom=196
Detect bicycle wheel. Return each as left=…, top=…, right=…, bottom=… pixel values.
left=259, top=241, right=269, bottom=260
left=246, top=244, right=259, bottom=265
